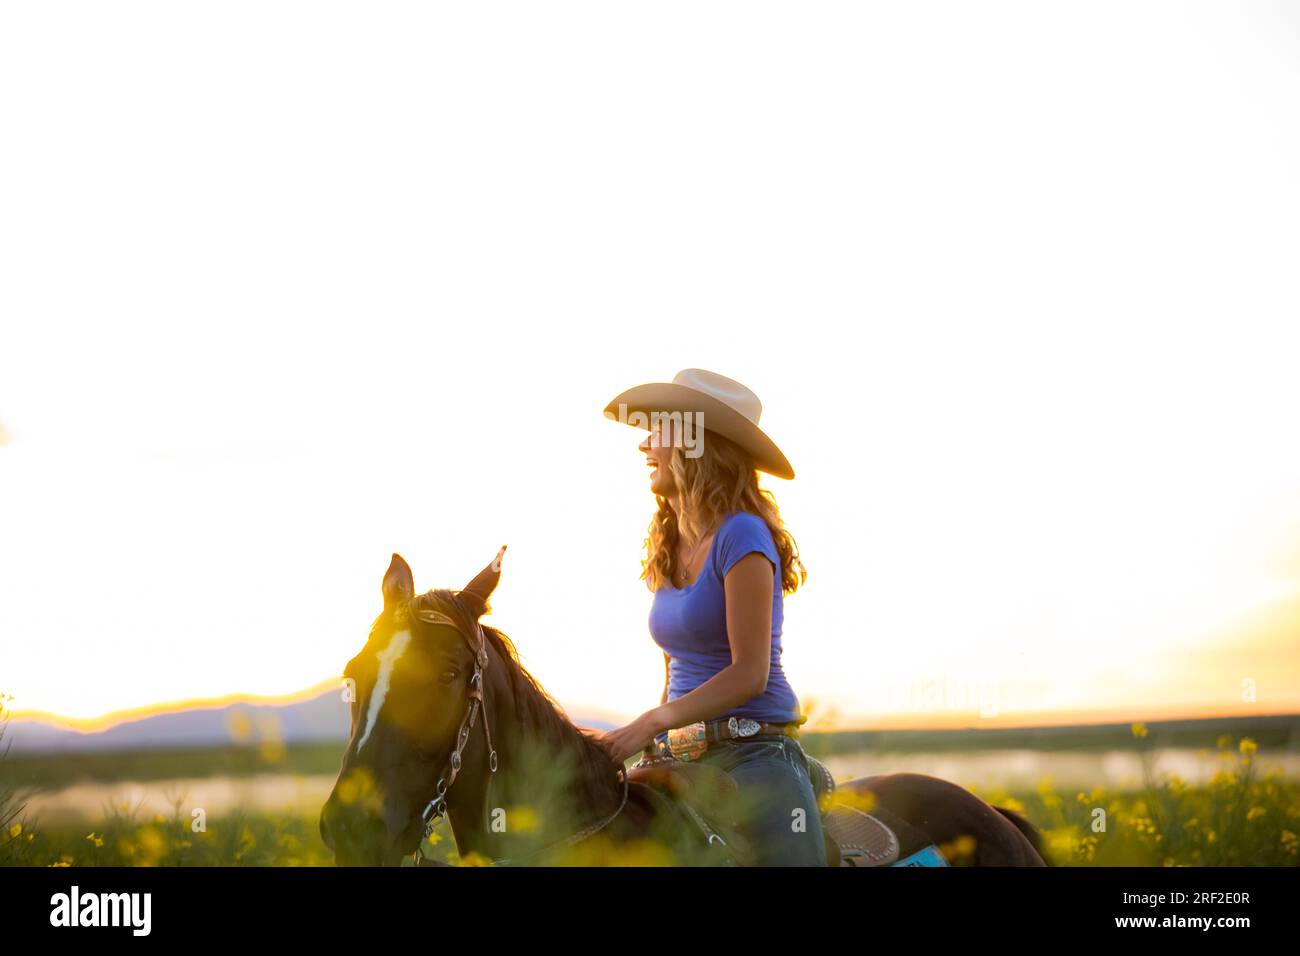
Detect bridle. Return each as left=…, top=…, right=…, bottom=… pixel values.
left=411, top=597, right=629, bottom=866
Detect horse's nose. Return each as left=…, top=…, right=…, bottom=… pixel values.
left=320, top=797, right=339, bottom=852
left=320, top=806, right=335, bottom=852
left=320, top=791, right=388, bottom=864
left=321, top=793, right=364, bottom=855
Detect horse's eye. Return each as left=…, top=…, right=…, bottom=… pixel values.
left=440, top=670, right=458, bottom=685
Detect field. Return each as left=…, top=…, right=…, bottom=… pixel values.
left=3, top=714, right=1298, bottom=866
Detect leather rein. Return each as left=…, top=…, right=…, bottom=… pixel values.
left=412, top=603, right=629, bottom=866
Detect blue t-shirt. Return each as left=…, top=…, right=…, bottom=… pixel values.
left=649, top=511, right=800, bottom=745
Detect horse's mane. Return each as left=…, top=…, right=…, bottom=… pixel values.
left=412, top=589, right=624, bottom=812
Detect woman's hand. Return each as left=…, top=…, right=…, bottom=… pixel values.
left=592, top=709, right=667, bottom=764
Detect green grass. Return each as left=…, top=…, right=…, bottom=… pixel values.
left=2, top=799, right=338, bottom=867
left=2, top=704, right=1298, bottom=866
left=967, top=729, right=1300, bottom=866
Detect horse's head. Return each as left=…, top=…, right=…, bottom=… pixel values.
left=320, top=548, right=505, bottom=866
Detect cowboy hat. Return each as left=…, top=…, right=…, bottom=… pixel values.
left=603, top=368, right=794, bottom=480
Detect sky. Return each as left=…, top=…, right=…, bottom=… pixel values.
left=2, top=1, right=1298, bottom=733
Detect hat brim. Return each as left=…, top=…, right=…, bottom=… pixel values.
left=603, top=382, right=795, bottom=480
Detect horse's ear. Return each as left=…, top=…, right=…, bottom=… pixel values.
left=382, top=553, right=415, bottom=610
left=459, top=546, right=506, bottom=619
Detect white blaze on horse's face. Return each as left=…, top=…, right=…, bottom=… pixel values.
left=356, top=629, right=411, bottom=753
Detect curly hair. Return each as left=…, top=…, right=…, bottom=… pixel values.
left=640, top=427, right=806, bottom=595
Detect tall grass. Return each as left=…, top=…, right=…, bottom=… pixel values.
left=972, top=727, right=1300, bottom=866
left=4, top=716, right=1298, bottom=866
left=0, top=693, right=35, bottom=865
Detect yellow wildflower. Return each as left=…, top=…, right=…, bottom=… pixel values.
left=135, top=826, right=167, bottom=864
left=1210, top=769, right=1236, bottom=788
left=505, top=804, right=541, bottom=834
left=1280, top=831, right=1297, bottom=854
left=938, top=833, right=977, bottom=864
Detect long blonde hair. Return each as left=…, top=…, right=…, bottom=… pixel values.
left=641, top=428, right=806, bottom=595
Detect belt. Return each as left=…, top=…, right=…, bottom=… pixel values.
left=663, top=716, right=802, bottom=762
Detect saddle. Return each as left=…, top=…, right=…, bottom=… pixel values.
left=627, top=751, right=948, bottom=867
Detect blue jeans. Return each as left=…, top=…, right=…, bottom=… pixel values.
left=685, top=734, right=828, bottom=866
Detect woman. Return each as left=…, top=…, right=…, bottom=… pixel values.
left=594, top=368, right=828, bottom=866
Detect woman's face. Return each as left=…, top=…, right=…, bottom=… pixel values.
left=640, top=418, right=676, bottom=497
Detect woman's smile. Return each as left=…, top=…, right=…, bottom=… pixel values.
left=639, top=430, right=674, bottom=496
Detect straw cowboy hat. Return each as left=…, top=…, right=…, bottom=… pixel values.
left=603, top=368, right=794, bottom=480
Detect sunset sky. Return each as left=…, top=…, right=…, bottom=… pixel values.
left=2, top=1, right=1298, bottom=733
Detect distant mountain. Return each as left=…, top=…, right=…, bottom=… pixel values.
left=2, top=691, right=620, bottom=755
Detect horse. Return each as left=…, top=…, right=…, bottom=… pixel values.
left=319, top=550, right=1049, bottom=867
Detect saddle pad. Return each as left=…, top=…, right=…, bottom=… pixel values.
left=822, top=805, right=900, bottom=866
left=892, top=845, right=949, bottom=867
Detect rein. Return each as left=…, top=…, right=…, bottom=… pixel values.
left=412, top=604, right=629, bottom=866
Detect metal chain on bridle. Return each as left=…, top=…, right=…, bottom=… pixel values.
left=412, top=601, right=629, bottom=866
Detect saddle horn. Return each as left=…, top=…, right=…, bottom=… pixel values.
left=459, top=545, right=506, bottom=618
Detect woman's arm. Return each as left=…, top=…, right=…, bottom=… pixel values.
left=651, top=552, right=773, bottom=732
left=661, top=652, right=670, bottom=706
left=594, top=553, right=774, bottom=763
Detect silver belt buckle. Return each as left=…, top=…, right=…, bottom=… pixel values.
left=730, top=717, right=762, bottom=738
